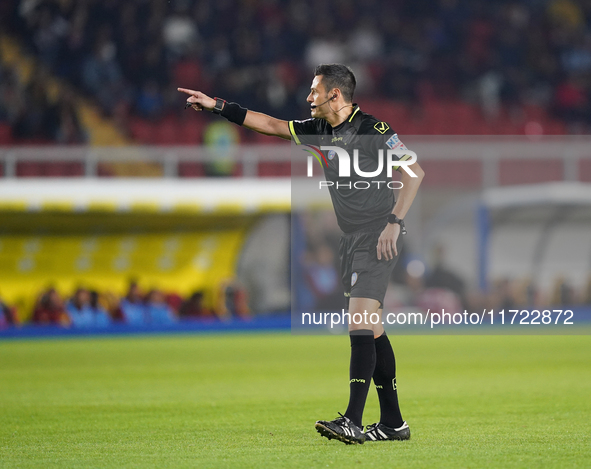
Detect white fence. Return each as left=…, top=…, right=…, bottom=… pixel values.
left=1, top=137, right=590, bottom=187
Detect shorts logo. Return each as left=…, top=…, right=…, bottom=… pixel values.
left=374, top=122, right=390, bottom=134
left=328, top=150, right=336, bottom=160
left=351, top=272, right=358, bottom=286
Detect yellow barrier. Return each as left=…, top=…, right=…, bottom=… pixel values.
left=0, top=228, right=249, bottom=322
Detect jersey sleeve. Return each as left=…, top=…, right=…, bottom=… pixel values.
left=288, top=118, right=323, bottom=145
left=366, top=120, right=413, bottom=169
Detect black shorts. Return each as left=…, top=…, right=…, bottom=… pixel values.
left=339, top=221, right=403, bottom=309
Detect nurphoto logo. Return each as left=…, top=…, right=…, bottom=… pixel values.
left=304, top=145, right=418, bottom=190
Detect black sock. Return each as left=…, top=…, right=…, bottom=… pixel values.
left=373, top=332, right=404, bottom=428
left=344, top=329, right=376, bottom=428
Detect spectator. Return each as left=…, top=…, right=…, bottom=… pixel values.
left=554, top=74, right=589, bottom=130
left=5, top=0, right=591, bottom=142
left=55, top=87, right=87, bottom=144
left=64, top=288, right=110, bottom=328
left=551, top=276, right=576, bottom=306
left=179, top=291, right=214, bottom=319
left=120, top=281, right=146, bottom=325
left=144, top=289, right=176, bottom=325
left=162, top=4, right=198, bottom=58
left=82, top=39, right=126, bottom=115
left=0, top=294, right=19, bottom=328
left=165, top=292, right=184, bottom=316
left=88, top=290, right=112, bottom=328
left=32, top=288, right=70, bottom=326
left=583, top=275, right=591, bottom=305
left=135, top=80, right=164, bottom=119
left=425, top=244, right=466, bottom=308
left=218, top=279, right=250, bottom=319
left=12, top=66, right=58, bottom=141
left=66, top=287, right=94, bottom=327
left=491, top=278, right=516, bottom=311
left=303, top=243, right=343, bottom=312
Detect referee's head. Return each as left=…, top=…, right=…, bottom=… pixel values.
left=313, top=64, right=356, bottom=103
left=308, top=64, right=356, bottom=118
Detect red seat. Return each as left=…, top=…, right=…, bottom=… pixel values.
left=522, top=104, right=548, bottom=121
left=178, top=162, right=205, bottom=177
left=543, top=120, right=566, bottom=135
left=129, top=119, right=155, bottom=144
left=494, top=120, right=520, bottom=135
left=579, top=159, right=591, bottom=182
left=0, top=123, right=13, bottom=144
left=45, top=162, right=70, bottom=176
left=258, top=162, right=291, bottom=177
left=154, top=119, right=179, bottom=144
left=65, top=162, right=84, bottom=176
left=16, top=162, right=42, bottom=177
left=252, top=132, right=277, bottom=144
left=176, top=119, right=203, bottom=145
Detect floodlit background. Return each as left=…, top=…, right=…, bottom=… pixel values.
left=1, top=2, right=591, bottom=468
left=0, top=0, right=590, bottom=329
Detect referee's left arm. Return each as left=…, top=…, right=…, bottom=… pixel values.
left=391, top=161, right=424, bottom=220
left=377, top=161, right=425, bottom=261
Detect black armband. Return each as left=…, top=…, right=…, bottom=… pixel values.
left=220, top=101, right=248, bottom=126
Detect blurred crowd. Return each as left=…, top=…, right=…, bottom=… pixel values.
left=0, top=280, right=250, bottom=329
left=0, top=63, right=88, bottom=143
left=2, top=0, right=591, bottom=143
left=299, top=228, right=591, bottom=315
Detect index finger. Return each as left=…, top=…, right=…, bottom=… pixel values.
left=177, top=88, right=198, bottom=96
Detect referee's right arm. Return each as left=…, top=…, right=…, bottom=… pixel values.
left=178, top=88, right=291, bottom=140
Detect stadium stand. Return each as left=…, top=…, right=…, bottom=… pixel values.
left=1, top=1, right=590, bottom=331
left=2, top=0, right=591, bottom=156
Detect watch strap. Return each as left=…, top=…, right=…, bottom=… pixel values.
left=387, top=214, right=407, bottom=234
left=212, top=97, right=226, bottom=114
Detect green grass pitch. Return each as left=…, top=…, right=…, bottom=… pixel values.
left=1, top=333, right=590, bottom=468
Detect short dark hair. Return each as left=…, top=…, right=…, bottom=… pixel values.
left=314, top=64, right=356, bottom=103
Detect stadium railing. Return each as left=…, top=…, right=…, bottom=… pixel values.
left=1, top=137, right=590, bottom=186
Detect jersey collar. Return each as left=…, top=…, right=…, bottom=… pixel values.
left=348, top=104, right=360, bottom=123
left=333, top=104, right=360, bottom=131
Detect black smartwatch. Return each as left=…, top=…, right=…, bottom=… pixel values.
left=212, top=97, right=226, bottom=114
left=387, top=214, right=407, bottom=234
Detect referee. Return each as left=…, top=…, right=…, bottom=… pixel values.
left=179, top=63, right=424, bottom=445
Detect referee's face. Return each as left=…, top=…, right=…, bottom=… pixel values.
left=307, top=75, right=331, bottom=118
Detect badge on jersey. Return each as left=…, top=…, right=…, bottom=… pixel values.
left=328, top=150, right=336, bottom=160
left=386, top=133, right=407, bottom=151
left=374, top=122, right=390, bottom=134
left=351, top=272, right=358, bottom=286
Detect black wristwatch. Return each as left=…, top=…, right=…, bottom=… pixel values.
left=212, top=97, right=226, bottom=114
left=387, top=214, right=407, bottom=234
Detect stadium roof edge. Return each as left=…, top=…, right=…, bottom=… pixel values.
left=482, top=182, right=591, bottom=209
left=0, top=178, right=291, bottom=214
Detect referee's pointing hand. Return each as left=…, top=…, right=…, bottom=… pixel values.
left=178, top=88, right=216, bottom=112
left=377, top=223, right=400, bottom=261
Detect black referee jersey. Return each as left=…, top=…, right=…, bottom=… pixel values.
left=289, top=105, right=412, bottom=233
